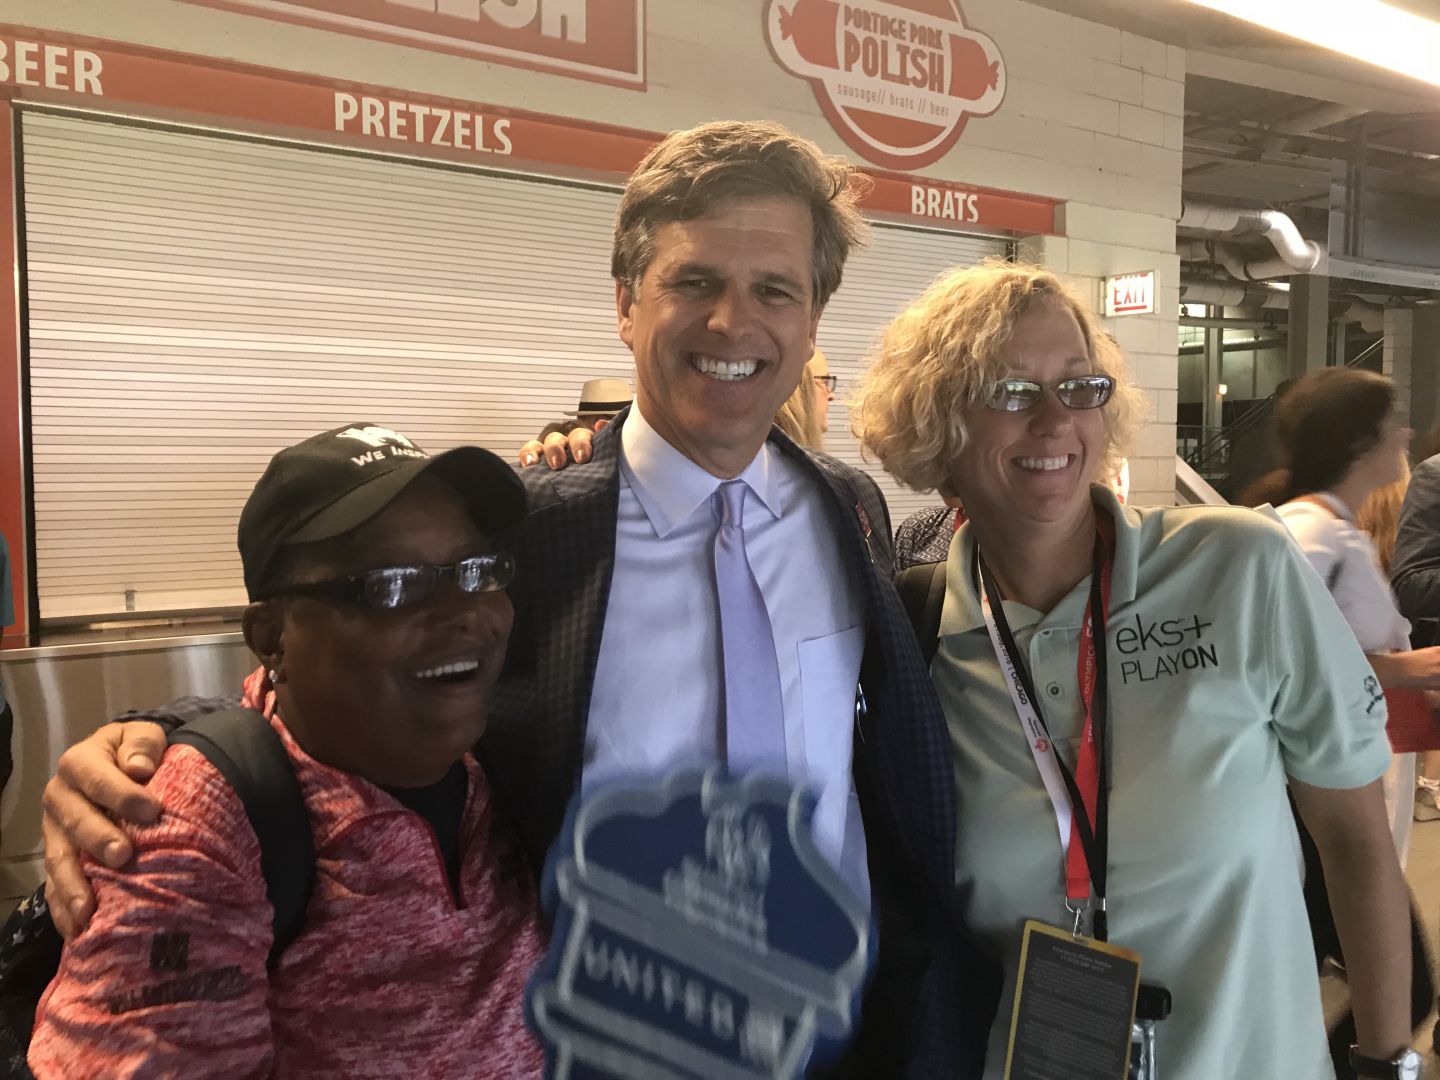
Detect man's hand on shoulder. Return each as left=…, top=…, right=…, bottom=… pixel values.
left=42, top=720, right=167, bottom=937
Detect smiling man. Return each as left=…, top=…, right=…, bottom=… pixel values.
left=483, top=121, right=993, bottom=1077
left=38, top=121, right=993, bottom=1079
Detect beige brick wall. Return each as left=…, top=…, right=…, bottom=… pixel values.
left=8, top=0, right=1184, bottom=504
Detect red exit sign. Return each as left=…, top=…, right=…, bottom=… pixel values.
left=1104, top=271, right=1155, bottom=316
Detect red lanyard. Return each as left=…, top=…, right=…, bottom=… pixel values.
left=977, top=515, right=1115, bottom=937
left=1066, top=517, right=1113, bottom=907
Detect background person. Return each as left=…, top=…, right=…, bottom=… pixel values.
left=1270, top=368, right=1437, bottom=1076
left=1357, top=459, right=1410, bottom=580
left=1358, top=458, right=1423, bottom=817
left=29, top=424, right=542, bottom=1079
left=773, top=357, right=826, bottom=449
left=892, top=497, right=966, bottom=573
left=809, top=348, right=836, bottom=435
left=855, top=261, right=1413, bottom=1080
left=1272, top=368, right=1435, bottom=863
left=1393, top=438, right=1440, bottom=817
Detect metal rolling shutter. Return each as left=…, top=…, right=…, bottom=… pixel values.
left=22, top=112, right=634, bottom=619
left=22, top=111, right=1003, bottom=619
left=822, top=224, right=1009, bottom=524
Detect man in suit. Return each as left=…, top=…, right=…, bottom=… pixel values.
left=39, top=120, right=995, bottom=1076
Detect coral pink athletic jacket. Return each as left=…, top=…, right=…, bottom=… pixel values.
left=30, top=672, right=546, bottom=1079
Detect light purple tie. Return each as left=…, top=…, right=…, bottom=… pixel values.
left=713, top=480, right=786, bottom=775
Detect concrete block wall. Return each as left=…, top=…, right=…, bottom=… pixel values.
left=1386, top=308, right=1415, bottom=427
left=1402, top=306, right=1440, bottom=439
left=8, top=0, right=1185, bottom=504
left=988, top=8, right=1182, bottom=506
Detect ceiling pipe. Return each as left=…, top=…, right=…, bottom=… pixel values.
left=1177, top=200, right=1323, bottom=275
left=1180, top=316, right=1278, bottom=330
left=1335, top=298, right=1385, bottom=334
left=1179, top=277, right=1288, bottom=309
left=1215, top=243, right=1304, bottom=283
left=1176, top=238, right=1210, bottom=262
left=1179, top=238, right=1300, bottom=281
left=1181, top=276, right=1385, bottom=333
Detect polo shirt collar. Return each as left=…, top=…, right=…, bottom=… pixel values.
left=939, top=484, right=1142, bottom=636
left=618, top=402, right=781, bottom=537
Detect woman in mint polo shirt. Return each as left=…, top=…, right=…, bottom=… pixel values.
left=855, top=263, right=1414, bottom=1079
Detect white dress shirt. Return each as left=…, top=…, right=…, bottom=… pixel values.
left=583, top=404, right=870, bottom=899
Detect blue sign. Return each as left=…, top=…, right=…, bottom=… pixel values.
left=526, top=769, right=873, bottom=1079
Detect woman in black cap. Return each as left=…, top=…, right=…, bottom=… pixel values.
left=30, top=424, right=545, bottom=1079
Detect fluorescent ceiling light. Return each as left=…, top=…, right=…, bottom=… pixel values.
left=1180, top=0, right=1440, bottom=87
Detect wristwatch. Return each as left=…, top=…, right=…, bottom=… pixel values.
left=1349, top=1046, right=1423, bottom=1080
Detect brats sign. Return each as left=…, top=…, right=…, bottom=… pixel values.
left=765, top=0, right=1004, bottom=170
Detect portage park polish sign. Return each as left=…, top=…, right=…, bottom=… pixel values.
left=765, top=0, right=1005, bottom=170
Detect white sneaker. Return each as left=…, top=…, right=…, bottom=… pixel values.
left=1415, top=780, right=1440, bottom=822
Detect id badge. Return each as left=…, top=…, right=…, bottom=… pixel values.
left=1002, top=920, right=1141, bottom=1080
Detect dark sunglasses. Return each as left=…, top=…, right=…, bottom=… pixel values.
left=813, top=374, right=838, bottom=393
left=270, top=552, right=515, bottom=611
left=986, top=375, right=1114, bottom=413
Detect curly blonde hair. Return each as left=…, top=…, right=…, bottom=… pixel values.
left=852, top=261, right=1146, bottom=496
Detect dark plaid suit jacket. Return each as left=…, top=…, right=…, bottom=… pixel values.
left=480, top=410, right=1001, bottom=1078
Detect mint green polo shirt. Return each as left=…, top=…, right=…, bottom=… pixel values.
left=933, top=487, right=1390, bottom=1080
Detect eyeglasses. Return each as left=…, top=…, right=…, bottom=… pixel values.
left=271, top=552, right=515, bottom=610
left=813, top=374, right=838, bottom=393
left=985, top=375, right=1114, bottom=413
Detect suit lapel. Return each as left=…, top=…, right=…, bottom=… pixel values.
left=770, top=435, right=959, bottom=908
left=489, top=412, right=624, bottom=863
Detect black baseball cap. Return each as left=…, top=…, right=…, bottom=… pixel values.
left=238, top=423, right=526, bottom=600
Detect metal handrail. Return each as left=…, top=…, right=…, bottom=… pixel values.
left=1182, top=337, right=1385, bottom=474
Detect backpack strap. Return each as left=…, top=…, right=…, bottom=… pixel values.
left=1325, top=559, right=1343, bottom=593
left=169, top=708, right=314, bottom=966
left=895, top=560, right=947, bottom=664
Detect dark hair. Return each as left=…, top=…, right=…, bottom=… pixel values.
left=611, top=120, right=867, bottom=309
left=1236, top=468, right=1290, bottom=508
left=1273, top=368, right=1395, bottom=502
left=1412, top=425, right=1440, bottom=465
